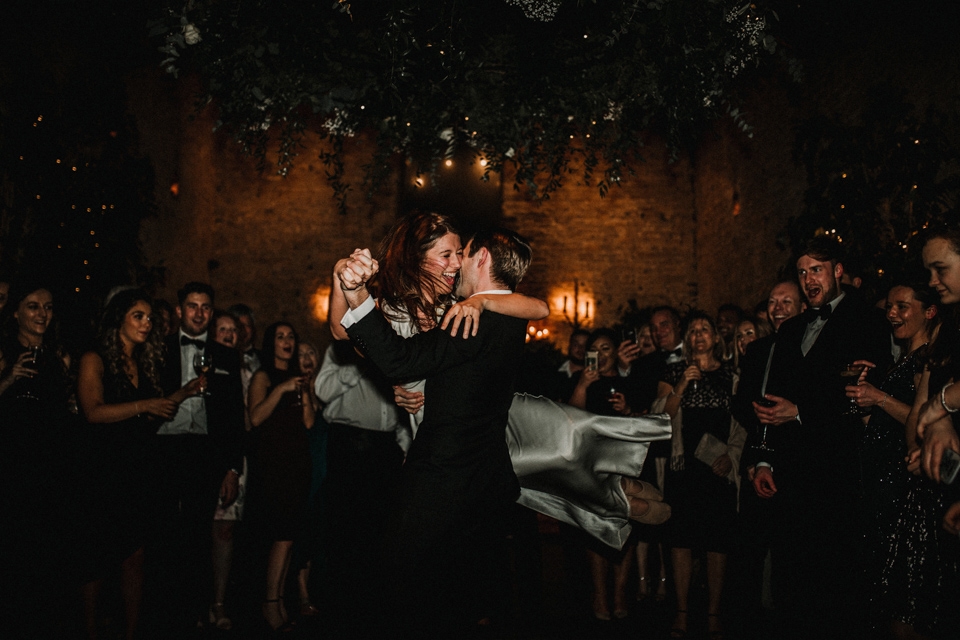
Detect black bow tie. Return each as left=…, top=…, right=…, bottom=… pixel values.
left=180, top=336, right=206, bottom=349
left=664, top=348, right=682, bottom=359
left=803, top=305, right=832, bottom=323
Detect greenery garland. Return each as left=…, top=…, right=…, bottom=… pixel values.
left=150, top=0, right=784, bottom=213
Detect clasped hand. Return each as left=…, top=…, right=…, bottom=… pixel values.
left=336, top=248, right=378, bottom=291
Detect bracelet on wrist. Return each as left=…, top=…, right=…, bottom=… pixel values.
left=941, top=383, right=959, bottom=414
left=880, top=394, right=888, bottom=409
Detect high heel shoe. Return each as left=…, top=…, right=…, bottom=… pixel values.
left=209, top=602, right=232, bottom=631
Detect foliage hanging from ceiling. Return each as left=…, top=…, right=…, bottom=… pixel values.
left=150, top=0, right=784, bottom=212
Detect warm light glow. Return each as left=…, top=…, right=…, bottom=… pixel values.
left=529, top=326, right=536, bottom=334
left=550, top=286, right=595, bottom=328
left=542, top=329, right=549, bottom=336
left=311, top=284, right=332, bottom=323
left=414, top=177, right=425, bottom=188
left=170, top=182, right=180, bottom=196
left=444, top=159, right=453, bottom=167
left=479, top=158, right=487, bottom=167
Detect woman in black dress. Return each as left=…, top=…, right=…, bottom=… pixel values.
left=656, top=313, right=743, bottom=639
left=247, top=321, right=315, bottom=631
left=76, top=289, right=200, bottom=640
left=0, top=281, right=76, bottom=637
left=844, top=280, right=947, bottom=638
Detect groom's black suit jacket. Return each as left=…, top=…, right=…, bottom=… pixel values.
left=159, top=334, right=245, bottom=477
left=346, top=307, right=527, bottom=502
left=346, top=305, right=528, bottom=633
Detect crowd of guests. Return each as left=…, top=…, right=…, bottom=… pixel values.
left=3, top=222, right=960, bottom=640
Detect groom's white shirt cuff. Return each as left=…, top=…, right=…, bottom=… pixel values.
left=340, top=295, right=376, bottom=329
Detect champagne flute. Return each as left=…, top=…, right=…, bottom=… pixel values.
left=194, top=353, right=213, bottom=398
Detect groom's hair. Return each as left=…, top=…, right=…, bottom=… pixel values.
left=466, top=227, right=532, bottom=290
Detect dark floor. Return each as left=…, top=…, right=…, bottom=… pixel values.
left=49, top=514, right=771, bottom=640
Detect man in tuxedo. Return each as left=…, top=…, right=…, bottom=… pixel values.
left=618, top=306, right=684, bottom=412
left=153, top=282, right=245, bottom=630
left=728, top=279, right=805, bottom=637
left=337, top=228, right=533, bottom=637
left=749, top=239, right=891, bottom=638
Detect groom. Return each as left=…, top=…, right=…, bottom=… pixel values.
left=337, top=228, right=533, bottom=637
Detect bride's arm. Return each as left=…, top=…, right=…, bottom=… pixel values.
left=441, top=293, right=549, bottom=338
left=328, top=258, right=356, bottom=341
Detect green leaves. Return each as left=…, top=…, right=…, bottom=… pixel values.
left=150, top=0, right=780, bottom=209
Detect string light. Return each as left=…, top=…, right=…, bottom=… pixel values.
left=444, top=159, right=453, bottom=167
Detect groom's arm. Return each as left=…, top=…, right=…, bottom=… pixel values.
left=343, top=303, right=483, bottom=381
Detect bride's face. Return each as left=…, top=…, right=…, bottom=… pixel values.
left=421, top=232, right=463, bottom=296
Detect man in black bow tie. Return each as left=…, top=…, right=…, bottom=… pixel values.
left=748, top=238, right=890, bottom=639
left=617, top=306, right=685, bottom=413
left=153, top=282, right=245, bottom=631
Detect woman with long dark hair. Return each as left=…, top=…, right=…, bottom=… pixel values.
left=247, top=321, right=315, bottom=631
left=843, top=278, right=949, bottom=639
left=0, top=281, right=77, bottom=637
left=76, top=288, right=200, bottom=640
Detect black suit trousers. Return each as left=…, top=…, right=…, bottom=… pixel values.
left=150, top=434, right=221, bottom=626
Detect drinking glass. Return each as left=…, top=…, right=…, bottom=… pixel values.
left=840, top=363, right=866, bottom=416
left=194, top=353, right=213, bottom=397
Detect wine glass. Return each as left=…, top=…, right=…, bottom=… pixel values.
left=840, top=363, right=866, bottom=416
left=754, top=397, right=777, bottom=453
left=193, top=353, right=213, bottom=397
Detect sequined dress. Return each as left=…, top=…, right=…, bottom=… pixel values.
left=862, top=348, right=960, bottom=636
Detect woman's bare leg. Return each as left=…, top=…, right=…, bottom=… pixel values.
left=80, top=579, right=102, bottom=640
left=707, top=551, right=727, bottom=635
left=119, top=547, right=144, bottom=640
left=671, top=547, right=693, bottom=635
left=263, top=540, right=294, bottom=629
left=636, top=540, right=650, bottom=599
left=587, top=549, right=611, bottom=620
left=613, top=544, right=636, bottom=616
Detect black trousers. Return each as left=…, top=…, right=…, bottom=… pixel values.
left=322, top=423, right=404, bottom=634
left=148, top=434, right=222, bottom=630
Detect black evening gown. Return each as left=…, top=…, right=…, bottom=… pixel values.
left=247, top=370, right=312, bottom=541
left=864, top=350, right=960, bottom=636
left=662, top=361, right=738, bottom=553
left=78, top=357, right=161, bottom=579
left=0, top=339, right=78, bottom=635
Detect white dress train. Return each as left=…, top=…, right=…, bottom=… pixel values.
left=507, top=393, right=672, bottom=549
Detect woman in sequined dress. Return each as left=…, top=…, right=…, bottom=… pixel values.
left=845, top=280, right=946, bottom=638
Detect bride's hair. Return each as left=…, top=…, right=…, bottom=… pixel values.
left=376, top=212, right=458, bottom=330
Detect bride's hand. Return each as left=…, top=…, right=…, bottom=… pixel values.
left=441, top=297, right=484, bottom=338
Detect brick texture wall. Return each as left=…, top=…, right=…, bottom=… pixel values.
left=129, top=70, right=803, bottom=351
